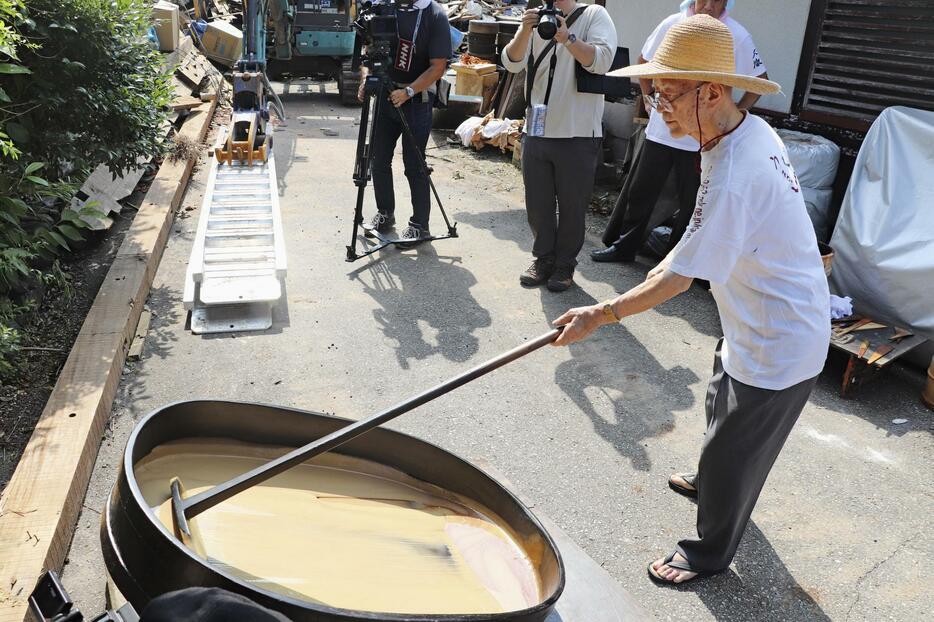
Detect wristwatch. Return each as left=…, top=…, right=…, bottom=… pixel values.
left=601, top=302, right=621, bottom=323
left=564, top=33, right=577, bottom=47
left=404, top=86, right=415, bottom=98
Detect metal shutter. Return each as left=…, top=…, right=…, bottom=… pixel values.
left=795, top=0, right=934, bottom=131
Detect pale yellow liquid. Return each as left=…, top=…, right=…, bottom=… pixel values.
left=135, top=439, right=543, bottom=614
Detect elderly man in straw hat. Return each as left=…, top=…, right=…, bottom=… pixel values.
left=551, top=14, right=830, bottom=585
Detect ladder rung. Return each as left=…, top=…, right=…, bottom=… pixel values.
left=204, top=246, right=276, bottom=261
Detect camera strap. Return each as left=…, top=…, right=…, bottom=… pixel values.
left=525, top=6, right=588, bottom=108
left=395, top=8, right=425, bottom=73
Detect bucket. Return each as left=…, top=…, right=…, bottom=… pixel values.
left=923, top=357, right=934, bottom=410
left=817, top=241, right=834, bottom=277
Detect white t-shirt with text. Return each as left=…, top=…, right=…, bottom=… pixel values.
left=668, top=114, right=830, bottom=391
left=642, top=12, right=767, bottom=151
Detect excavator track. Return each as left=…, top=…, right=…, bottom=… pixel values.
left=338, top=58, right=361, bottom=107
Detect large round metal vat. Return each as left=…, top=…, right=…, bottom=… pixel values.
left=102, top=400, right=564, bottom=621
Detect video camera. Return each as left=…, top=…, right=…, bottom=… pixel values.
left=351, top=0, right=402, bottom=77
left=537, top=0, right=561, bottom=40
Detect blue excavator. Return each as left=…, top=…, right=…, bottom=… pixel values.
left=211, top=0, right=358, bottom=164
left=266, top=0, right=361, bottom=105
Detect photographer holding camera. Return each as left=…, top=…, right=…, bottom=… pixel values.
left=503, top=0, right=617, bottom=292
left=358, top=0, right=452, bottom=248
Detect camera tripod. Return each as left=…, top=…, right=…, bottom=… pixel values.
left=345, top=71, right=458, bottom=262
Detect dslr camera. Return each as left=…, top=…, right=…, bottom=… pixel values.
left=536, top=0, right=561, bottom=40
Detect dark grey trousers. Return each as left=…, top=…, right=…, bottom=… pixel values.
left=521, top=135, right=601, bottom=269
left=677, top=340, right=818, bottom=572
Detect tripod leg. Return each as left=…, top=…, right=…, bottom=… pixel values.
left=346, top=92, right=373, bottom=262
left=393, top=98, right=457, bottom=236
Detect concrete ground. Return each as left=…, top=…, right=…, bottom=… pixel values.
left=62, top=81, right=933, bottom=622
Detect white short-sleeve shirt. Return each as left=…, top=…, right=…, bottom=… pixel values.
left=668, top=114, right=830, bottom=390
left=642, top=11, right=767, bottom=151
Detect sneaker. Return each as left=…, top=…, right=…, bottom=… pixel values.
left=519, top=259, right=554, bottom=287
left=396, top=224, right=431, bottom=249
left=546, top=265, right=574, bottom=292
left=363, top=212, right=395, bottom=238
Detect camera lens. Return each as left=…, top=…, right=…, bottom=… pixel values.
left=537, top=19, right=558, bottom=40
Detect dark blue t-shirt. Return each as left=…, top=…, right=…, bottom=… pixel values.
left=389, top=1, right=452, bottom=84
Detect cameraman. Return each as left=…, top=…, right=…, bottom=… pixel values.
left=359, top=0, right=452, bottom=248
left=503, top=0, right=617, bottom=292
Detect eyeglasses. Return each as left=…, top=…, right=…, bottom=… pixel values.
left=644, top=84, right=705, bottom=113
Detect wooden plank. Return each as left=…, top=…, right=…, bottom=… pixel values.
left=0, top=96, right=217, bottom=622
left=171, top=95, right=204, bottom=111
left=127, top=308, right=152, bottom=361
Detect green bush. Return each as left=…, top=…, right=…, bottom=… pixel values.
left=0, top=0, right=172, bottom=380
left=5, top=0, right=172, bottom=175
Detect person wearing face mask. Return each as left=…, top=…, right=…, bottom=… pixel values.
left=592, top=0, right=769, bottom=264
left=359, top=0, right=452, bottom=248
left=502, top=0, right=617, bottom=292
left=552, top=15, right=829, bottom=585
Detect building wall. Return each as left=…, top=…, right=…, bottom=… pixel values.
left=603, top=0, right=812, bottom=113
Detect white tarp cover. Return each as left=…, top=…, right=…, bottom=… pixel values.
left=829, top=106, right=934, bottom=340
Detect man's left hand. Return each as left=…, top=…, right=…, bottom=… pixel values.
left=551, top=304, right=610, bottom=346
left=554, top=15, right=570, bottom=45
left=390, top=89, right=411, bottom=108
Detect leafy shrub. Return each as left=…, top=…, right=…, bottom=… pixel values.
left=0, top=0, right=172, bottom=379
left=5, top=0, right=172, bottom=176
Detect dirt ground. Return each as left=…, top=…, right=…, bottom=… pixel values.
left=0, top=178, right=142, bottom=489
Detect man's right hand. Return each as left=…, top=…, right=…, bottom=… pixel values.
left=519, top=8, right=540, bottom=33
left=357, top=81, right=366, bottom=103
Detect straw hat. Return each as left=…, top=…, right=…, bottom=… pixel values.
left=609, top=14, right=780, bottom=95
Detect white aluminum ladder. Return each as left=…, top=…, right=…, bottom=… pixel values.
left=184, top=133, right=286, bottom=334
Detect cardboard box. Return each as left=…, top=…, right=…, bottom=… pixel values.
left=151, top=1, right=180, bottom=52
left=201, top=20, right=243, bottom=66
left=451, top=62, right=497, bottom=76
left=455, top=70, right=498, bottom=97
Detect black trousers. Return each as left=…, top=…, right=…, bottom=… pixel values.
left=371, top=92, right=435, bottom=229
left=521, top=135, right=602, bottom=269
left=677, top=341, right=818, bottom=571
left=609, top=138, right=700, bottom=257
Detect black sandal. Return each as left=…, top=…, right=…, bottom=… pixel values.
left=668, top=472, right=697, bottom=498
left=647, top=551, right=724, bottom=585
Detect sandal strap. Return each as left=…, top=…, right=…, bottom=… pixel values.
left=662, top=550, right=701, bottom=573
left=665, top=557, right=696, bottom=572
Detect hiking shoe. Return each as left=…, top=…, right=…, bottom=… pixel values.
left=519, top=259, right=554, bottom=287
left=546, top=265, right=574, bottom=292
left=396, top=224, right=431, bottom=249
left=363, top=211, right=395, bottom=238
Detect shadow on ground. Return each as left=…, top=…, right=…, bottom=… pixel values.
left=348, top=244, right=491, bottom=369
left=537, top=288, right=697, bottom=472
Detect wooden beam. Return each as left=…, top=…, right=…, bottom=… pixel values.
left=171, top=95, right=205, bottom=111
left=0, top=97, right=217, bottom=621
left=128, top=309, right=152, bottom=361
